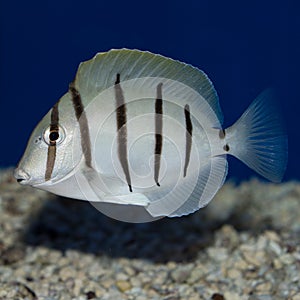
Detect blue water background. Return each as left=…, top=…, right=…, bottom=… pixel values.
left=0, top=1, right=298, bottom=181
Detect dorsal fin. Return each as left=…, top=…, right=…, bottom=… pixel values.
left=72, top=49, right=223, bottom=126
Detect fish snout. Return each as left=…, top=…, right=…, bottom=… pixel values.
left=14, top=168, right=30, bottom=184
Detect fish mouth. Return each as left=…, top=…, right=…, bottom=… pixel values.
left=14, top=168, right=31, bottom=185
left=13, top=168, right=48, bottom=186
left=14, top=168, right=68, bottom=187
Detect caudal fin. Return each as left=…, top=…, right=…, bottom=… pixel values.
left=225, top=89, right=288, bottom=182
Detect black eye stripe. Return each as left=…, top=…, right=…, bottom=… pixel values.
left=45, top=102, right=59, bottom=181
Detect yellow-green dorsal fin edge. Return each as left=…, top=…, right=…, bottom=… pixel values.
left=73, top=48, right=223, bottom=126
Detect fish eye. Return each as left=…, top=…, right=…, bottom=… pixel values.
left=43, top=125, right=65, bottom=145
left=49, top=131, right=59, bottom=141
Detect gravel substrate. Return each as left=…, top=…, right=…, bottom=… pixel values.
left=0, top=168, right=299, bottom=300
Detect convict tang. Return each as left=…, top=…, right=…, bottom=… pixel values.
left=14, top=49, right=288, bottom=222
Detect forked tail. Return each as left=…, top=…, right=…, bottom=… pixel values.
left=225, top=89, right=288, bottom=182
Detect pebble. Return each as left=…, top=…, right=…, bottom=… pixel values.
left=215, top=225, right=240, bottom=249
left=211, top=293, right=225, bottom=300
left=223, top=291, right=241, bottom=300
left=226, top=268, right=242, bottom=280
left=0, top=168, right=299, bottom=299
left=59, top=266, right=76, bottom=281
left=254, top=281, right=273, bottom=293
left=280, top=253, right=295, bottom=265
left=116, top=280, right=132, bottom=292
left=170, top=264, right=193, bottom=283
left=268, top=240, right=282, bottom=256
left=0, top=244, right=25, bottom=265
left=241, top=249, right=266, bottom=267
left=292, top=293, right=300, bottom=300
left=207, top=247, right=228, bottom=262
left=187, top=264, right=207, bottom=284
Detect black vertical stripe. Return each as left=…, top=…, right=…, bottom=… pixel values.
left=183, top=104, right=193, bottom=177
left=50, top=102, right=59, bottom=130
left=69, top=81, right=92, bottom=168
left=115, top=74, right=132, bottom=192
left=45, top=102, right=59, bottom=181
left=154, top=83, right=163, bottom=186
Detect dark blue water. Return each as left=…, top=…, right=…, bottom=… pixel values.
left=0, top=1, right=298, bottom=181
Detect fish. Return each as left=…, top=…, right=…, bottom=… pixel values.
left=14, top=49, right=288, bottom=222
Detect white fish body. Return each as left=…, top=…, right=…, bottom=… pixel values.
left=14, top=49, right=288, bottom=222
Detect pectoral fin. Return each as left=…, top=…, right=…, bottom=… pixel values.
left=103, top=193, right=150, bottom=206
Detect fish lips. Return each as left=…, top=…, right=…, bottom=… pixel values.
left=13, top=168, right=55, bottom=187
